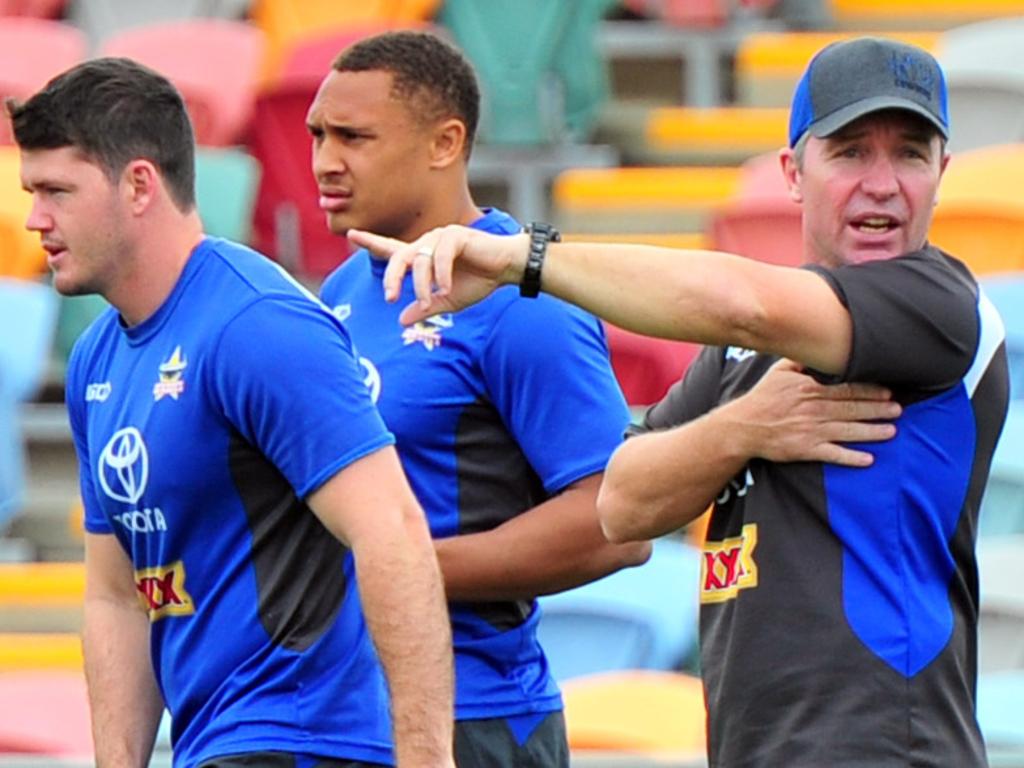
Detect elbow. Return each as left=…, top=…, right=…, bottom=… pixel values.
left=596, top=482, right=645, bottom=546
left=615, top=537, right=653, bottom=568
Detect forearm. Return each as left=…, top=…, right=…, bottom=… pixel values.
left=598, top=406, right=751, bottom=543
left=354, top=507, right=454, bottom=767
left=435, top=475, right=650, bottom=601
left=82, top=597, right=163, bottom=768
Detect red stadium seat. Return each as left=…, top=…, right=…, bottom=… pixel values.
left=0, top=670, right=91, bottom=756
left=100, top=19, right=266, bottom=147
left=0, top=18, right=87, bottom=146
left=604, top=322, right=701, bottom=407
left=708, top=151, right=804, bottom=267
left=0, top=0, right=65, bottom=17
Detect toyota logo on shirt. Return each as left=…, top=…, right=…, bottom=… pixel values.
left=98, top=427, right=150, bottom=505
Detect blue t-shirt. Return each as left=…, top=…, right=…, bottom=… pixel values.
left=68, top=237, right=395, bottom=767
left=320, top=208, right=631, bottom=719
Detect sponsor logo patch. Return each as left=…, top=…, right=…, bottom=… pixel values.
left=401, top=314, right=453, bottom=351
left=86, top=382, right=112, bottom=402
left=135, top=561, right=195, bottom=620
left=701, top=523, right=758, bottom=604
left=98, top=427, right=148, bottom=505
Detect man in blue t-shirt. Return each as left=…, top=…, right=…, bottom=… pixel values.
left=307, top=31, right=652, bottom=766
left=9, top=58, right=455, bottom=768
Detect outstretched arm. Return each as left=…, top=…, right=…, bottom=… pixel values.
left=308, top=446, right=454, bottom=768
left=598, top=360, right=901, bottom=542
left=349, top=227, right=852, bottom=375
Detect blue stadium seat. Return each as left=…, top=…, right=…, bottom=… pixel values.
left=536, top=536, right=701, bottom=682
left=195, top=147, right=261, bottom=245
left=981, top=402, right=1024, bottom=539
left=981, top=273, right=1024, bottom=400
left=978, top=671, right=1024, bottom=748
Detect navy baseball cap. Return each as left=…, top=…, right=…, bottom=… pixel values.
left=788, top=37, right=949, bottom=148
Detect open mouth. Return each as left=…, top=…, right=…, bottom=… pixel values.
left=851, top=216, right=898, bottom=234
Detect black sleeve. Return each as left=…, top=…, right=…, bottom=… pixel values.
left=807, top=248, right=979, bottom=391
left=628, top=345, right=725, bottom=436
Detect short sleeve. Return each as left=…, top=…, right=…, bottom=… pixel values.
left=480, top=293, right=630, bottom=494
left=209, top=295, right=394, bottom=498
left=66, top=338, right=111, bottom=535
left=807, top=250, right=978, bottom=389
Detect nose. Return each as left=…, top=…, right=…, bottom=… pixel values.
left=860, top=153, right=900, bottom=199
left=311, top=136, right=345, bottom=181
left=24, top=196, right=52, bottom=233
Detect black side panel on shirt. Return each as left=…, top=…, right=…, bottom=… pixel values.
left=454, top=397, right=546, bottom=631
left=229, top=431, right=348, bottom=652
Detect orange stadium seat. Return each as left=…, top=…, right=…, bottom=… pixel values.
left=99, top=19, right=266, bottom=146
left=645, top=106, right=789, bottom=164
left=734, top=30, right=941, bottom=107
left=562, top=670, right=707, bottom=755
left=250, top=0, right=441, bottom=84
left=0, top=146, right=47, bottom=278
left=0, top=18, right=87, bottom=146
left=929, top=143, right=1024, bottom=275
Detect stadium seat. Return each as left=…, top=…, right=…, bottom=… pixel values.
left=0, top=277, right=58, bottom=528
left=977, top=670, right=1024, bottom=747
left=937, top=17, right=1024, bottom=153
left=0, top=632, right=81, bottom=671
left=194, top=147, right=261, bottom=244
left=249, top=0, right=440, bottom=83
left=603, top=322, right=702, bottom=408
left=623, top=0, right=730, bottom=27
left=51, top=294, right=110, bottom=379
left=537, top=536, right=701, bottom=681
left=65, top=0, right=252, bottom=53
left=929, top=143, right=1024, bottom=275
left=829, top=0, right=1024, bottom=31
left=99, top=19, right=266, bottom=146
left=561, top=669, right=707, bottom=754
left=980, top=403, right=1024, bottom=540
left=734, top=31, right=941, bottom=107
left=0, top=147, right=47, bottom=278
left=0, top=0, right=66, bottom=17
left=0, top=17, right=87, bottom=146
left=440, top=0, right=615, bottom=145
left=0, top=670, right=91, bottom=756
left=977, top=534, right=1024, bottom=673
left=708, top=151, right=804, bottom=267
left=645, top=106, right=789, bottom=165
left=980, top=273, right=1024, bottom=399
left=552, top=165, right=742, bottom=235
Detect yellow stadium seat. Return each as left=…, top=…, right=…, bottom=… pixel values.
left=930, top=143, right=1024, bottom=275
left=829, top=0, right=1024, bottom=31
left=563, top=670, right=707, bottom=755
left=0, top=561, right=84, bottom=608
left=250, top=0, right=441, bottom=84
left=552, top=166, right=741, bottom=234
left=0, top=633, right=82, bottom=671
left=735, top=31, right=941, bottom=107
left=0, top=146, right=45, bottom=278
left=563, top=231, right=710, bottom=250
left=645, top=106, right=789, bottom=164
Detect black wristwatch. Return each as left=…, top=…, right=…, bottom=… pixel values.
left=519, top=222, right=561, bottom=298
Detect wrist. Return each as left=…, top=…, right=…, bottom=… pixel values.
left=517, top=222, right=561, bottom=297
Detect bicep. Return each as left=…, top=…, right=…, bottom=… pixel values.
left=84, top=532, right=138, bottom=606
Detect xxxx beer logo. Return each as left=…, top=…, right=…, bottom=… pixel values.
left=701, top=523, right=758, bottom=604
left=135, top=561, right=195, bottom=620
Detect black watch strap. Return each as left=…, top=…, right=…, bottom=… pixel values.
left=520, top=222, right=561, bottom=298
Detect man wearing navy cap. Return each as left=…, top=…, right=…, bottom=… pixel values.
left=354, top=36, right=1008, bottom=767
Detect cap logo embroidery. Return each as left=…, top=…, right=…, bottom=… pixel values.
left=888, top=52, right=935, bottom=99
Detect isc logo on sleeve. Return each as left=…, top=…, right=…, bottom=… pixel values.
left=701, top=524, right=758, bottom=604
left=135, top=561, right=195, bottom=620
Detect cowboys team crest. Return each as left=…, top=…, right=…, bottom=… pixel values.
left=402, top=314, right=454, bottom=351
left=153, top=346, right=187, bottom=401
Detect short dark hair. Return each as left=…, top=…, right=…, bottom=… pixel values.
left=6, top=57, right=196, bottom=211
left=333, top=30, right=480, bottom=158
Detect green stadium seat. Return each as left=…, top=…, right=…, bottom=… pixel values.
left=195, top=147, right=261, bottom=245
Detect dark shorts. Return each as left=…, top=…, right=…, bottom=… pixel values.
left=198, top=753, right=387, bottom=768
left=454, top=711, right=568, bottom=768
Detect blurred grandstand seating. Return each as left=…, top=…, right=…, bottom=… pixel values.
left=537, top=536, right=701, bottom=682
left=64, top=0, right=251, bottom=53
left=978, top=670, right=1024, bottom=748
left=99, top=19, right=266, bottom=147
left=0, top=148, right=46, bottom=279
left=552, top=166, right=741, bottom=234
left=937, top=17, right=1024, bottom=153
left=828, top=0, right=1024, bottom=31
left=602, top=323, right=701, bottom=408
left=249, top=0, right=440, bottom=83
left=929, top=143, right=1024, bottom=275
left=734, top=30, right=941, bottom=106
left=561, top=670, right=707, bottom=755
left=981, top=402, right=1024, bottom=540
left=0, top=670, right=90, bottom=757
left=978, top=534, right=1024, bottom=674
left=981, top=273, right=1024, bottom=399
left=194, top=147, right=261, bottom=244
left=0, top=0, right=64, bottom=17
left=0, top=17, right=86, bottom=146
left=645, top=106, right=787, bottom=164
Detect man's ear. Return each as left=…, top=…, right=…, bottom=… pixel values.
left=779, top=147, right=803, bottom=204
left=429, top=118, right=467, bottom=170
left=122, top=159, right=160, bottom=215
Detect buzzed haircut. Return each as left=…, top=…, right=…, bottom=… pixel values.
left=333, top=30, right=480, bottom=158
left=6, top=57, right=196, bottom=211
